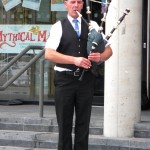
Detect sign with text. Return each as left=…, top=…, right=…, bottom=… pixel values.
left=0, top=25, right=51, bottom=53
left=51, top=0, right=66, bottom=11
left=22, top=0, right=41, bottom=11
left=1, top=0, right=21, bottom=11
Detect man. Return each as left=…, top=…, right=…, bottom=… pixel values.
left=45, top=0, right=112, bottom=150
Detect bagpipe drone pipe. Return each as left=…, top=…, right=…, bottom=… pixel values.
left=77, top=0, right=130, bottom=81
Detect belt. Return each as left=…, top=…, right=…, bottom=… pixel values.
left=65, top=70, right=81, bottom=76
left=56, top=69, right=84, bottom=77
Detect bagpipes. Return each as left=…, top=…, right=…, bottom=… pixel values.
left=77, top=0, right=130, bottom=81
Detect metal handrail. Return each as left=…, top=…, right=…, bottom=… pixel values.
left=39, top=59, right=45, bottom=117
left=1, top=53, right=44, bottom=90
left=0, top=45, right=45, bottom=117
left=0, top=45, right=44, bottom=91
left=0, top=45, right=44, bottom=76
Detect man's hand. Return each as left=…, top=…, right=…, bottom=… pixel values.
left=74, top=57, right=92, bottom=69
left=88, top=45, right=113, bottom=63
left=88, top=52, right=101, bottom=63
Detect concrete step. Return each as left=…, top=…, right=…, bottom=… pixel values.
left=1, top=116, right=150, bottom=149
left=134, top=121, right=150, bottom=138
left=2, top=117, right=150, bottom=139
left=0, top=146, right=56, bottom=150
left=89, top=135, right=150, bottom=150
left=0, top=130, right=150, bottom=150
left=0, top=117, right=103, bottom=135
left=0, top=130, right=58, bottom=149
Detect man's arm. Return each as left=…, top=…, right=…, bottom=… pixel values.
left=45, top=48, right=92, bottom=69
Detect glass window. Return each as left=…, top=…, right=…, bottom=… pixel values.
left=0, top=0, right=68, bottom=104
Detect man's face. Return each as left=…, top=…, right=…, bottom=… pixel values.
left=64, top=0, right=84, bottom=18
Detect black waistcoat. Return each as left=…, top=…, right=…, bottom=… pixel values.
left=56, top=17, right=88, bottom=71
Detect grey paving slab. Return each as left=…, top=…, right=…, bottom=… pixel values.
left=0, top=146, right=56, bottom=150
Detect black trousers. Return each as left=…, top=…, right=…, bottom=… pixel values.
left=54, top=71, right=95, bottom=150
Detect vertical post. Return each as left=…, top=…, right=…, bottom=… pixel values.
left=147, top=0, right=150, bottom=98
left=39, top=59, right=44, bottom=118
left=104, top=0, right=142, bottom=137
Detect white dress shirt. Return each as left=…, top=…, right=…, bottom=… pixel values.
left=45, top=15, right=107, bottom=71
left=45, top=15, right=82, bottom=50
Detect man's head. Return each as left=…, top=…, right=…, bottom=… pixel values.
left=64, top=0, right=84, bottom=18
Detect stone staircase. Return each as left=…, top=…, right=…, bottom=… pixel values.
left=134, top=121, right=150, bottom=138
left=0, top=117, right=149, bottom=150
left=0, top=117, right=103, bottom=150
